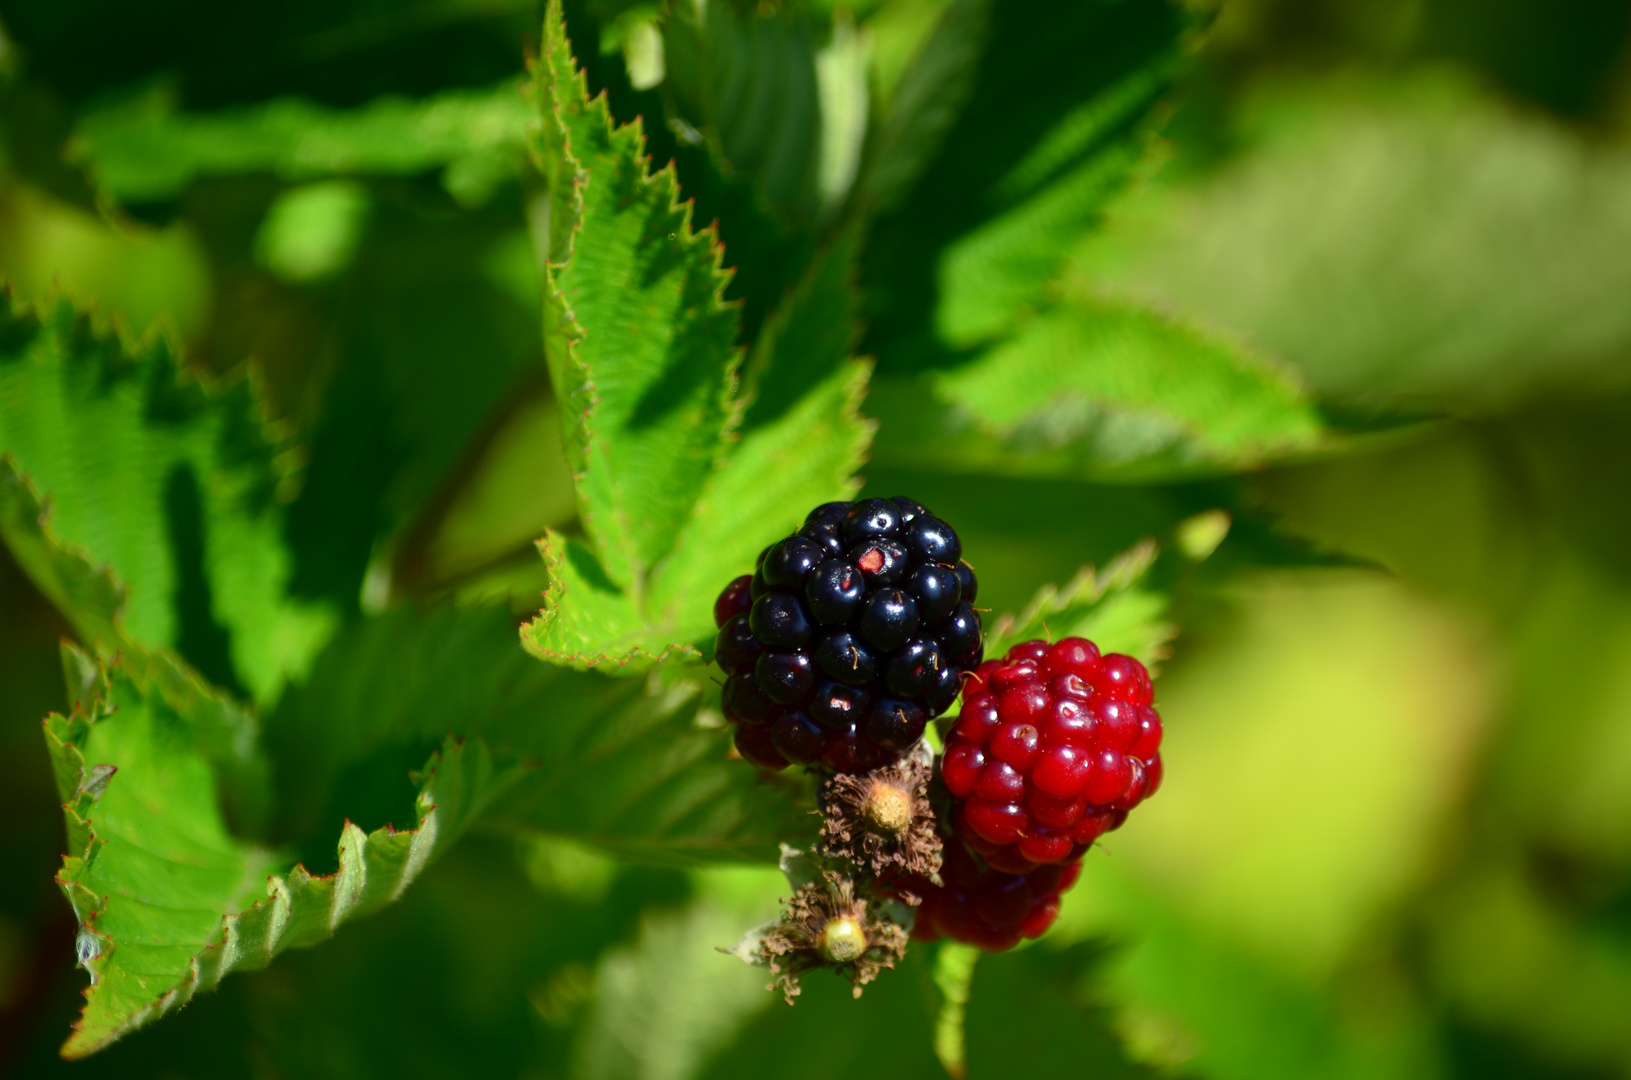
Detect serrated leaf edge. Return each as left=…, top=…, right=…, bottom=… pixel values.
left=519, top=530, right=702, bottom=671
left=986, top=539, right=1165, bottom=658
left=532, top=0, right=744, bottom=593
left=47, top=656, right=486, bottom=1059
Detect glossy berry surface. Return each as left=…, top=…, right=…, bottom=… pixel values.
left=941, top=637, right=1163, bottom=874
left=905, top=843, right=1080, bottom=951
left=714, top=497, right=983, bottom=773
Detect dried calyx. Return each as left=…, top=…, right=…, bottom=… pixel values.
left=758, top=870, right=909, bottom=1003
left=818, top=746, right=942, bottom=888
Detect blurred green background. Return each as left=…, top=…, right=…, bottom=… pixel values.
left=4, top=0, right=1631, bottom=1076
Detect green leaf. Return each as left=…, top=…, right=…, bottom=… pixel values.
left=662, top=0, right=868, bottom=223
left=534, top=0, right=741, bottom=591
left=0, top=456, right=124, bottom=647
left=864, top=0, right=1195, bottom=366
left=570, top=868, right=783, bottom=1080
left=0, top=293, right=334, bottom=702
left=860, top=0, right=992, bottom=214
left=47, top=643, right=521, bottom=1059
left=933, top=60, right=1181, bottom=347
left=270, top=601, right=813, bottom=864
left=1068, top=72, right=1631, bottom=407
left=524, top=8, right=874, bottom=671
left=985, top=540, right=1173, bottom=666
left=875, top=295, right=1323, bottom=481
left=68, top=80, right=536, bottom=206
left=644, top=240, right=875, bottom=640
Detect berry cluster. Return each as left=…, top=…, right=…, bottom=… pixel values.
left=907, top=843, right=1080, bottom=952
left=903, top=637, right=1165, bottom=950
left=713, top=498, right=983, bottom=774
left=941, top=638, right=1163, bottom=875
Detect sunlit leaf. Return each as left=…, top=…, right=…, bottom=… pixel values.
left=873, top=295, right=1323, bottom=481
left=985, top=540, right=1172, bottom=665
left=524, top=8, right=873, bottom=670
left=0, top=293, right=333, bottom=702
left=48, top=644, right=521, bottom=1059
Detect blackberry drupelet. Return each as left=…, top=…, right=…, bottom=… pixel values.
left=713, top=498, right=984, bottom=773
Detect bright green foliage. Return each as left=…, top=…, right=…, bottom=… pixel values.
left=525, top=2, right=872, bottom=670
left=9, top=0, right=1621, bottom=1076
left=985, top=541, right=1173, bottom=665
left=933, top=60, right=1181, bottom=348
left=864, top=0, right=1196, bottom=366
left=47, top=643, right=520, bottom=1059
left=533, top=0, right=741, bottom=597
left=0, top=294, right=332, bottom=702
left=0, top=456, right=124, bottom=646
left=647, top=241, right=874, bottom=634
left=70, top=81, right=535, bottom=206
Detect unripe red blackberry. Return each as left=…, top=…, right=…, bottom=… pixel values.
left=904, top=843, right=1080, bottom=951
left=940, top=637, right=1163, bottom=874
left=713, top=498, right=984, bottom=773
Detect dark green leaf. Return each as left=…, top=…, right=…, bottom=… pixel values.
left=662, top=0, right=868, bottom=224
left=860, top=0, right=992, bottom=215
left=864, top=0, right=1196, bottom=369
left=270, top=602, right=813, bottom=864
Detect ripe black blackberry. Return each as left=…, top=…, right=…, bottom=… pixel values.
left=714, top=498, right=983, bottom=773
